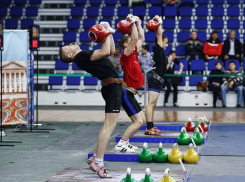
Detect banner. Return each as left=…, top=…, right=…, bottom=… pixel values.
left=1, top=30, right=29, bottom=125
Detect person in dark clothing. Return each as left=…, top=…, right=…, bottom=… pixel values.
left=208, top=61, right=224, bottom=107
left=164, top=51, right=183, bottom=107
left=185, top=31, right=203, bottom=62
left=223, top=31, right=242, bottom=62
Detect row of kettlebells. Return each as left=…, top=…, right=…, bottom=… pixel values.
left=121, top=168, right=176, bottom=182
left=138, top=142, right=199, bottom=164
left=177, top=127, right=203, bottom=145
left=185, top=117, right=209, bottom=132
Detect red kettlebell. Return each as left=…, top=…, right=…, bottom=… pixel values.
left=199, top=122, right=208, bottom=132
left=88, top=25, right=111, bottom=43
left=146, top=18, right=160, bottom=32
left=117, top=20, right=134, bottom=35
left=185, top=117, right=195, bottom=132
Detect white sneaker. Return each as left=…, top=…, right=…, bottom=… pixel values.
left=164, top=103, right=169, bottom=107
left=0, top=131, right=7, bottom=137
left=126, top=142, right=138, bottom=150
left=115, top=144, right=135, bottom=153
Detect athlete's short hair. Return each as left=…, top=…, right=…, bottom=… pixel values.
left=59, top=48, right=73, bottom=64
left=118, top=35, right=130, bottom=49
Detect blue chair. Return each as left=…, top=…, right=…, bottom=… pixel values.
left=79, top=45, right=89, bottom=50
left=80, top=31, right=90, bottom=42
left=149, top=6, right=162, bottom=17
left=5, top=19, right=18, bottom=29
left=189, top=76, right=203, bottom=87
left=74, top=0, right=87, bottom=5
left=120, top=0, right=128, bottom=4
left=208, top=59, right=222, bottom=71
left=133, top=6, right=146, bottom=16
left=105, top=0, right=117, bottom=5
left=163, top=31, right=174, bottom=42
left=226, top=31, right=240, bottom=40
left=195, top=18, right=207, bottom=29
left=227, top=6, right=240, bottom=17
left=86, top=7, right=99, bottom=17
left=179, top=18, right=191, bottom=29
left=225, top=59, right=240, bottom=71
left=182, top=0, right=193, bottom=2
left=196, top=6, right=208, bottom=17
left=102, top=6, right=114, bottom=17
left=211, top=0, right=224, bottom=4
left=66, top=76, right=81, bottom=91
left=197, top=31, right=207, bottom=43
left=148, top=44, right=154, bottom=52
left=26, top=6, right=38, bottom=16
left=117, top=7, right=130, bottom=17
left=72, top=62, right=80, bottom=70
left=71, top=7, right=83, bottom=17
left=151, top=0, right=162, bottom=4
left=63, top=31, right=76, bottom=42
left=177, top=31, right=190, bottom=42
left=227, top=0, right=240, bottom=4
left=67, top=19, right=80, bottom=29
left=113, top=31, right=123, bottom=42
left=29, top=0, right=42, bottom=5
left=145, top=32, right=156, bottom=42
left=211, top=19, right=224, bottom=29
left=83, top=77, right=98, bottom=91
left=196, top=0, right=209, bottom=4
left=243, top=58, right=245, bottom=70
left=176, top=45, right=186, bottom=56
left=164, top=6, right=177, bottom=17
left=83, top=18, right=96, bottom=29
left=14, top=0, right=27, bottom=5
left=10, top=7, right=23, bottom=17
left=163, top=18, right=175, bottom=29
left=0, top=0, right=12, bottom=5
left=179, top=7, right=193, bottom=17
left=99, top=18, right=112, bottom=26
left=90, top=0, right=102, bottom=4
left=227, top=19, right=240, bottom=29
left=211, top=6, right=224, bottom=17
left=0, top=6, right=8, bottom=17
left=175, top=59, right=188, bottom=71
left=48, top=76, right=63, bottom=91
left=21, top=18, right=34, bottom=29
left=55, top=59, right=69, bottom=71
left=191, top=59, right=205, bottom=71
left=165, top=45, right=172, bottom=56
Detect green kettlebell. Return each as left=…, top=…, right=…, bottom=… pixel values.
left=153, top=142, right=168, bottom=163
left=139, top=168, right=156, bottom=182
left=177, top=127, right=190, bottom=145
left=138, top=143, right=152, bottom=163
left=191, top=128, right=203, bottom=145
left=120, top=168, right=138, bottom=182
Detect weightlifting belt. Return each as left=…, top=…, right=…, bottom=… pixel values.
left=151, top=70, right=165, bottom=83
left=102, top=78, right=124, bottom=86
left=122, top=82, right=138, bottom=95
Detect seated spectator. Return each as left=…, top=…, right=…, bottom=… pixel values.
left=208, top=62, right=224, bottom=108
left=108, top=47, right=122, bottom=73
left=163, top=0, right=180, bottom=5
left=223, top=31, right=242, bottom=62
left=138, top=45, right=153, bottom=73
left=185, top=30, right=203, bottom=62
left=164, top=51, right=183, bottom=107
left=221, top=61, right=243, bottom=107
left=203, top=31, right=222, bottom=61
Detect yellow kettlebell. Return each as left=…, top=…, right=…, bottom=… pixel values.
left=168, top=143, right=183, bottom=164
left=160, top=168, right=176, bottom=182
left=184, top=143, right=199, bottom=164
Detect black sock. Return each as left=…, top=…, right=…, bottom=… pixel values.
left=147, top=122, right=154, bottom=130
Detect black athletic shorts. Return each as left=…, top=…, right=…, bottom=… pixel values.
left=148, top=76, right=162, bottom=93
left=121, top=89, right=142, bottom=117
left=101, top=83, right=124, bottom=113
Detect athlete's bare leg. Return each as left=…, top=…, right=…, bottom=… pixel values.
left=146, top=91, right=160, bottom=122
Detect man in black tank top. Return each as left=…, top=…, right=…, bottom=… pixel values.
left=59, top=22, right=123, bottom=178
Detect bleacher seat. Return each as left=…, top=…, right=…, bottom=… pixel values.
left=208, top=59, right=222, bottom=71
left=83, top=77, right=98, bottom=91
left=71, top=7, right=83, bottom=17
left=225, top=59, right=240, bottom=70
left=148, top=45, right=154, bottom=53
left=48, top=76, right=63, bottom=91
left=55, top=59, right=69, bottom=74
left=227, top=6, right=240, bottom=17
left=211, top=6, right=224, bottom=17
left=74, top=0, right=87, bottom=5
left=179, top=18, right=192, bottom=29
left=179, top=7, right=193, bottom=17
left=83, top=18, right=96, bottom=29
left=117, top=7, right=130, bottom=17
left=196, top=0, right=209, bottom=4
left=217, top=31, right=223, bottom=41
left=195, top=18, right=207, bottom=29
left=14, top=0, right=27, bottom=5
left=67, top=19, right=80, bottom=29
left=102, top=6, right=114, bottom=17
left=151, top=0, right=162, bottom=4
left=5, top=19, right=18, bottom=29
left=211, top=19, right=224, bottom=29
left=189, top=76, right=203, bottom=87
left=90, top=0, right=102, bottom=5
left=93, top=44, right=102, bottom=50
left=226, top=31, right=240, bottom=40
left=26, top=6, right=38, bottom=16
left=243, top=58, right=245, bottom=70
left=79, top=45, right=89, bottom=50
left=29, top=0, right=42, bottom=5
left=176, top=45, right=186, bottom=56
left=133, top=6, right=146, bottom=17
left=145, top=32, right=156, bottom=42
left=163, top=18, right=175, bottom=29
left=0, top=7, right=8, bottom=17
left=163, top=32, right=174, bottom=42
left=175, top=59, right=188, bottom=71
left=63, top=31, right=77, bottom=42
left=182, top=0, right=193, bottom=2
left=21, top=19, right=34, bottom=29
left=197, top=31, right=207, bottom=43
left=99, top=18, right=112, bottom=26
left=211, top=0, right=224, bottom=4
left=149, top=6, right=162, bottom=17
left=105, top=0, right=117, bottom=5
left=165, top=45, right=172, bottom=56
left=227, top=19, right=240, bottom=29
left=113, top=31, right=123, bottom=42
left=80, top=31, right=91, bottom=42
left=0, top=0, right=12, bottom=5
left=120, top=0, right=128, bottom=5
left=164, top=6, right=177, bottom=17
left=66, top=76, right=81, bottom=91
left=191, top=59, right=205, bottom=71
left=177, top=31, right=189, bottom=42
left=86, top=7, right=99, bottom=17
left=227, top=0, right=240, bottom=4
left=10, top=7, right=23, bottom=17
left=72, top=62, right=80, bottom=70
left=195, top=6, right=208, bottom=17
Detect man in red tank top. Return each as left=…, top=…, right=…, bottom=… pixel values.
left=114, top=14, right=146, bottom=153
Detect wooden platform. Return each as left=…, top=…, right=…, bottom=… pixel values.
left=46, top=168, right=189, bottom=182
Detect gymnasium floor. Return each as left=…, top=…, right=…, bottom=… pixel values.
left=0, top=107, right=245, bottom=182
